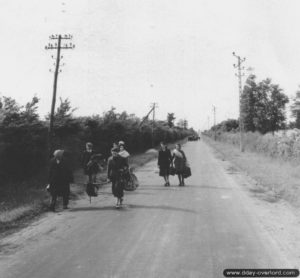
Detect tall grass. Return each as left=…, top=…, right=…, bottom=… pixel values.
left=210, top=129, right=300, bottom=162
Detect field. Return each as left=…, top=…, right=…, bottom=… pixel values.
left=204, top=131, right=300, bottom=207
left=213, top=129, right=300, bottom=162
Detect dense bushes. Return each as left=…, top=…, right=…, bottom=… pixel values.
left=0, top=98, right=193, bottom=184
left=0, top=124, right=48, bottom=181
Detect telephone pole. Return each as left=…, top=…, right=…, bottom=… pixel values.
left=45, top=34, right=75, bottom=155
left=233, top=52, right=246, bottom=152
left=150, top=102, right=158, bottom=148
left=138, top=103, right=158, bottom=147
left=207, top=116, right=210, bottom=130
left=212, top=105, right=216, bottom=140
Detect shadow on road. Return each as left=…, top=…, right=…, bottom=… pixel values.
left=186, top=185, right=233, bottom=190
left=69, top=206, right=117, bottom=212
left=69, top=204, right=197, bottom=214
left=126, top=204, right=197, bottom=214
left=126, top=191, right=156, bottom=195
left=137, top=184, right=232, bottom=191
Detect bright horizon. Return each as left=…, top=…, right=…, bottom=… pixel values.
left=1, top=0, right=300, bottom=131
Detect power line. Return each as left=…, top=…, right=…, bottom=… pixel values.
left=233, top=51, right=246, bottom=152
left=45, top=34, right=75, bottom=156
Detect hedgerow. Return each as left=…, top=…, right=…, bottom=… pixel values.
left=0, top=97, right=193, bottom=184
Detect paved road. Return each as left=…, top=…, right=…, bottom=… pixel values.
left=0, top=141, right=290, bottom=278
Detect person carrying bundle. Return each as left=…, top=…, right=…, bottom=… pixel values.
left=107, top=147, right=129, bottom=208
left=81, top=142, right=95, bottom=183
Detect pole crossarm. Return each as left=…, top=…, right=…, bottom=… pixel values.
left=49, top=34, right=73, bottom=40
left=45, top=46, right=75, bottom=50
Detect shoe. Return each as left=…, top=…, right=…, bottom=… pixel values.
left=115, top=199, right=120, bottom=208
left=164, top=183, right=168, bottom=186
left=167, top=182, right=170, bottom=186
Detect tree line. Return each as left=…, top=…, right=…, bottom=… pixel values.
left=0, top=96, right=194, bottom=184
left=209, top=74, right=300, bottom=134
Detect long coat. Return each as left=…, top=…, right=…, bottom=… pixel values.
left=49, top=158, right=73, bottom=196
left=173, top=150, right=187, bottom=174
left=158, top=148, right=172, bottom=176
left=81, top=150, right=95, bottom=175
left=107, top=156, right=128, bottom=180
left=107, top=156, right=128, bottom=198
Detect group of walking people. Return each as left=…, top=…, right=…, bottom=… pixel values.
left=48, top=141, right=132, bottom=211
left=158, top=142, right=189, bottom=187
left=81, top=140, right=131, bottom=208
left=47, top=140, right=190, bottom=211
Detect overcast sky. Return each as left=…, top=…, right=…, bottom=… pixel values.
left=1, top=0, right=300, bottom=130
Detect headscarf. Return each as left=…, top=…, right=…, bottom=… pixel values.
left=53, top=149, right=64, bottom=160
left=173, top=149, right=183, bottom=158
left=118, top=141, right=125, bottom=146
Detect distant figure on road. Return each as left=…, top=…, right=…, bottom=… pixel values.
left=81, top=142, right=95, bottom=182
left=107, top=147, right=129, bottom=208
left=48, top=150, right=74, bottom=211
left=158, top=141, right=172, bottom=186
left=172, top=144, right=187, bottom=186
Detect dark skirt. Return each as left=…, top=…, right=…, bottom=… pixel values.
left=111, top=173, right=125, bottom=198
left=159, top=165, right=170, bottom=176
left=174, top=157, right=186, bottom=174
left=49, top=183, right=70, bottom=197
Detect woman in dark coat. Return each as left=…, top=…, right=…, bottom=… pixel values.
left=172, top=144, right=187, bottom=186
left=158, top=142, right=172, bottom=186
left=49, top=150, right=74, bottom=211
left=107, top=147, right=129, bottom=208
left=81, top=142, right=95, bottom=182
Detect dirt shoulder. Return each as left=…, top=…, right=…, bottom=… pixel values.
left=204, top=136, right=300, bottom=265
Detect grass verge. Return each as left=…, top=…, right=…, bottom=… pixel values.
left=204, top=136, right=300, bottom=207
left=0, top=139, right=187, bottom=234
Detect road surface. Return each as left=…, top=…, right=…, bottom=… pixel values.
left=0, top=141, right=293, bottom=278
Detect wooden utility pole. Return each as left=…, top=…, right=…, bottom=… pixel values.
left=233, top=52, right=246, bottom=152
left=212, top=105, right=216, bottom=140
left=150, top=102, right=158, bottom=148
left=207, top=116, right=210, bottom=130
left=138, top=103, right=158, bottom=147
left=45, top=34, right=75, bottom=156
left=139, top=105, right=155, bottom=128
